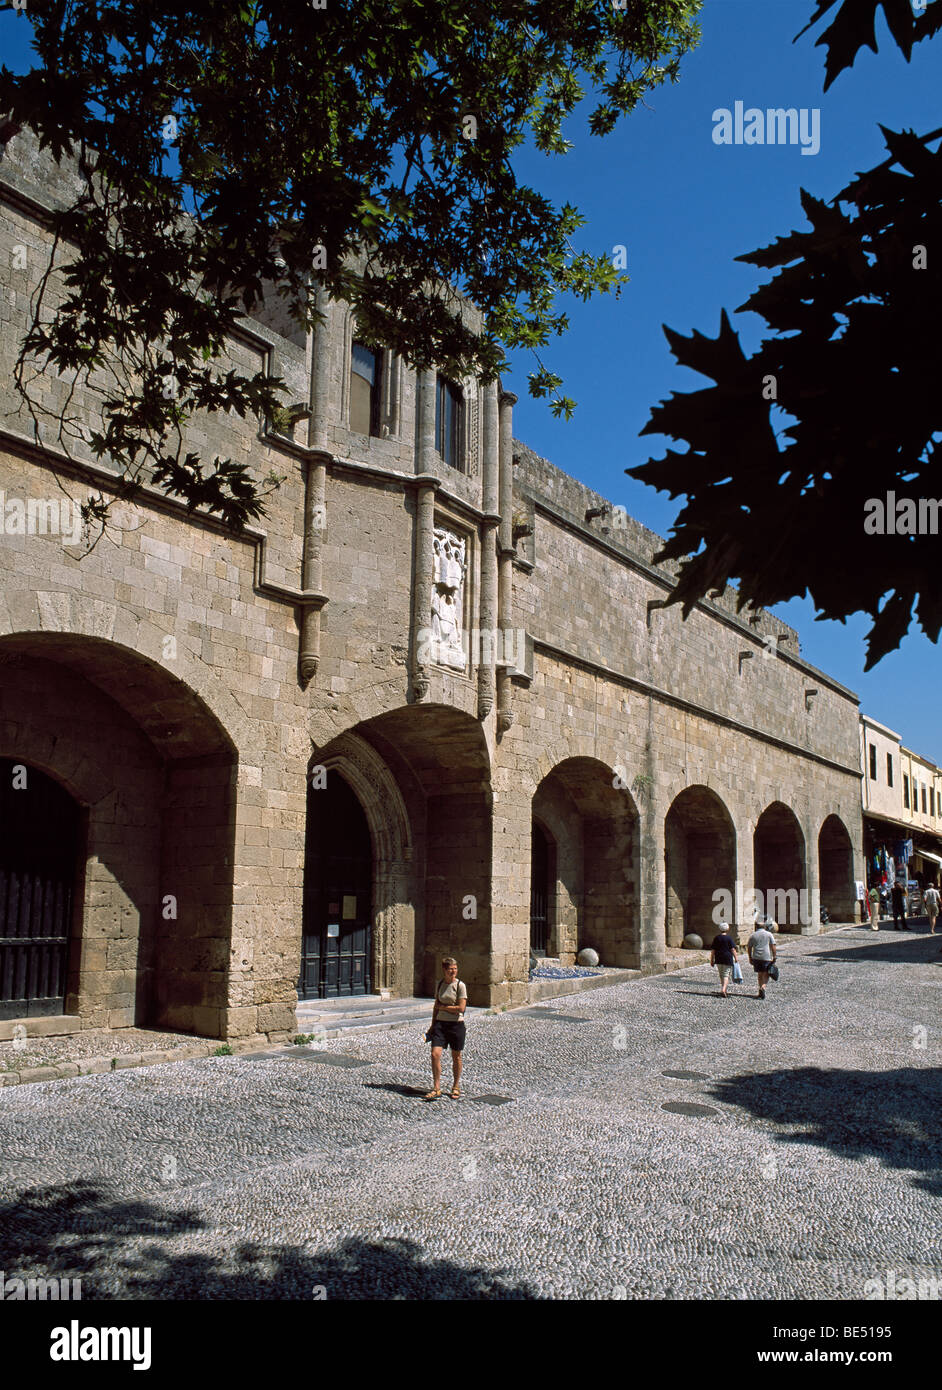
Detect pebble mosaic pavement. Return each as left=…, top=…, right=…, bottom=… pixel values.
left=1, top=927, right=940, bottom=1301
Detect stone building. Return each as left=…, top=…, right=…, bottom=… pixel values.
left=0, top=131, right=864, bottom=1043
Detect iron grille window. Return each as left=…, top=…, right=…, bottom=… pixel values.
left=350, top=342, right=382, bottom=436
left=922, top=785, right=928, bottom=814
left=435, top=375, right=463, bottom=470
left=903, top=776, right=909, bottom=809
left=869, top=745, right=877, bottom=780
left=887, top=752, right=893, bottom=787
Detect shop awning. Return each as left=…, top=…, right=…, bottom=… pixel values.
left=916, top=849, right=942, bottom=867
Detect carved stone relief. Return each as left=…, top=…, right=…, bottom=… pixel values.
left=431, top=527, right=467, bottom=670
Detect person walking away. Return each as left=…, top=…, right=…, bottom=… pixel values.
left=710, top=923, right=739, bottom=997
left=424, top=956, right=467, bottom=1100
left=890, top=880, right=908, bottom=932
left=747, top=919, right=777, bottom=999
left=923, top=882, right=940, bottom=934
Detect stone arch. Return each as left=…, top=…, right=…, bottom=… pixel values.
left=310, top=703, right=492, bottom=1001
left=532, top=757, right=640, bottom=968
left=0, top=634, right=238, bottom=1035
left=665, top=785, right=736, bottom=947
left=818, top=814, right=856, bottom=923
left=754, top=801, right=807, bottom=930
left=309, top=730, right=414, bottom=997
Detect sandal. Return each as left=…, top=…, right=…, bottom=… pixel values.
left=450, top=1085, right=461, bottom=1100
left=424, top=1089, right=442, bottom=1102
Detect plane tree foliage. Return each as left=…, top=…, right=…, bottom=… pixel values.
left=0, top=0, right=701, bottom=528
left=628, top=0, right=942, bottom=667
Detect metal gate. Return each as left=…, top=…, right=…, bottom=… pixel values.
left=300, top=771, right=372, bottom=999
left=530, top=822, right=550, bottom=954
left=0, top=759, right=81, bottom=1019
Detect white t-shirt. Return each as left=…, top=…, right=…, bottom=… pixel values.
left=748, top=928, right=775, bottom=962
left=924, top=888, right=940, bottom=911
left=436, top=978, right=467, bottom=1009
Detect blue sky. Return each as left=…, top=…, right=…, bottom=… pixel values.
left=2, top=0, right=939, bottom=759
left=503, top=0, right=942, bottom=762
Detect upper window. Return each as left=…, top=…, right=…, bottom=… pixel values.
left=886, top=752, right=893, bottom=787
left=903, top=775, right=910, bottom=810
left=351, top=342, right=382, bottom=436
left=869, top=744, right=877, bottom=780
left=922, top=785, right=928, bottom=814
left=932, top=787, right=936, bottom=818
left=435, top=375, right=463, bottom=471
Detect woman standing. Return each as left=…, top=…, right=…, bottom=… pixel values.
left=424, top=957, right=467, bottom=1100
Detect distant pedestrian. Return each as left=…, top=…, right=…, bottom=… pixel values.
left=890, top=881, right=908, bottom=932
left=424, top=956, right=467, bottom=1100
left=747, top=920, right=777, bottom=1000
left=710, top=924, right=739, bottom=997
left=869, top=886, right=881, bottom=930
left=924, top=883, right=940, bottom=934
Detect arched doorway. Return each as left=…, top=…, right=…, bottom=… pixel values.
left=665, top=786, right=736, bottom=947
left=301, top=770, right=373, bottom=998
left=0, top=759, right=82, bottom=1018
left=531, top=759, right=640, bottom=967
left=754, top=802, right=806, bottom=929
left=818, top=815, right=856, bottom=922
left=529, top=820, right=553, bottom=955
left=0, top=635, right=239, bottom=1036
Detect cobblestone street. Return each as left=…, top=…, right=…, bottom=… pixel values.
left=2, top=925, right=940, bottom=1301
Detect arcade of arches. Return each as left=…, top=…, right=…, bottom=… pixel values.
left=0, top=633, right=860, bottom=1037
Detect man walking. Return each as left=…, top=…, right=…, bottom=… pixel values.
left=923, top=882, right=940, bottom=935
left=890, top=880, right=908, bottom=932
left=710, top=922, right=739, bottom=997
left=747, top=917, right=777, bottom=1000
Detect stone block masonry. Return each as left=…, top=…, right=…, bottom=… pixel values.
left=0, top=129, right=863, bottom=1037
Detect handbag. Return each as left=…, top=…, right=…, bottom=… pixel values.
left=732, top=960, right=743, bottom=983
left=768, top=962, right=779, bottom=981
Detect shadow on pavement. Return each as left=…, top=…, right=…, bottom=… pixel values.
left=708, top=1066, right=942, bottom=1196
left=814, top=932, right=941, bottom=965
left=0, top=1180, right=542, bottom=1299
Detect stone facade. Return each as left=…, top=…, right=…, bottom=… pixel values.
left=0, top=131, right=865, bottom=1039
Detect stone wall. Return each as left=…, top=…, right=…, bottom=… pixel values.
left=0, top=128, right=866, bottom=1033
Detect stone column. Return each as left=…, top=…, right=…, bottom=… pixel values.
left=802, top=812, right=821, bottom=934
left=640, top=787, right=667, bottom=972
left=478, top=380, right=500, bottom=718
left=496, top=389, right=517, bottom=732
left=299, top=288, right=332, bottom=684
left=411, top=368, right=438, bottom=701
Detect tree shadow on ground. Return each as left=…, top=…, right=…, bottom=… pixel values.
left=708, top=1067, right=942, bottom=1196
left=813, top=932, right=942, bottom=965
left=0, top=1181, right=542, bottom=1299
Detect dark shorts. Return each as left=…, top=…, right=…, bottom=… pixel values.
left=752, top=959, right=772, bottom=974
left=427, top=1020, right=466, bottom=1051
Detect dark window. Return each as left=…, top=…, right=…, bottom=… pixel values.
left=932, top=787, right=936, bottom=817
left=886, top=752, right=893, bottom=787
left=350, top=342, right=382, bottom=436
left=869, top=745, right=877, bottom=780
left=922, top=785, right=928, bottom=814
left=435, top=375, right=463, bottom=470
left=903, top=776, right=909, bottom=809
